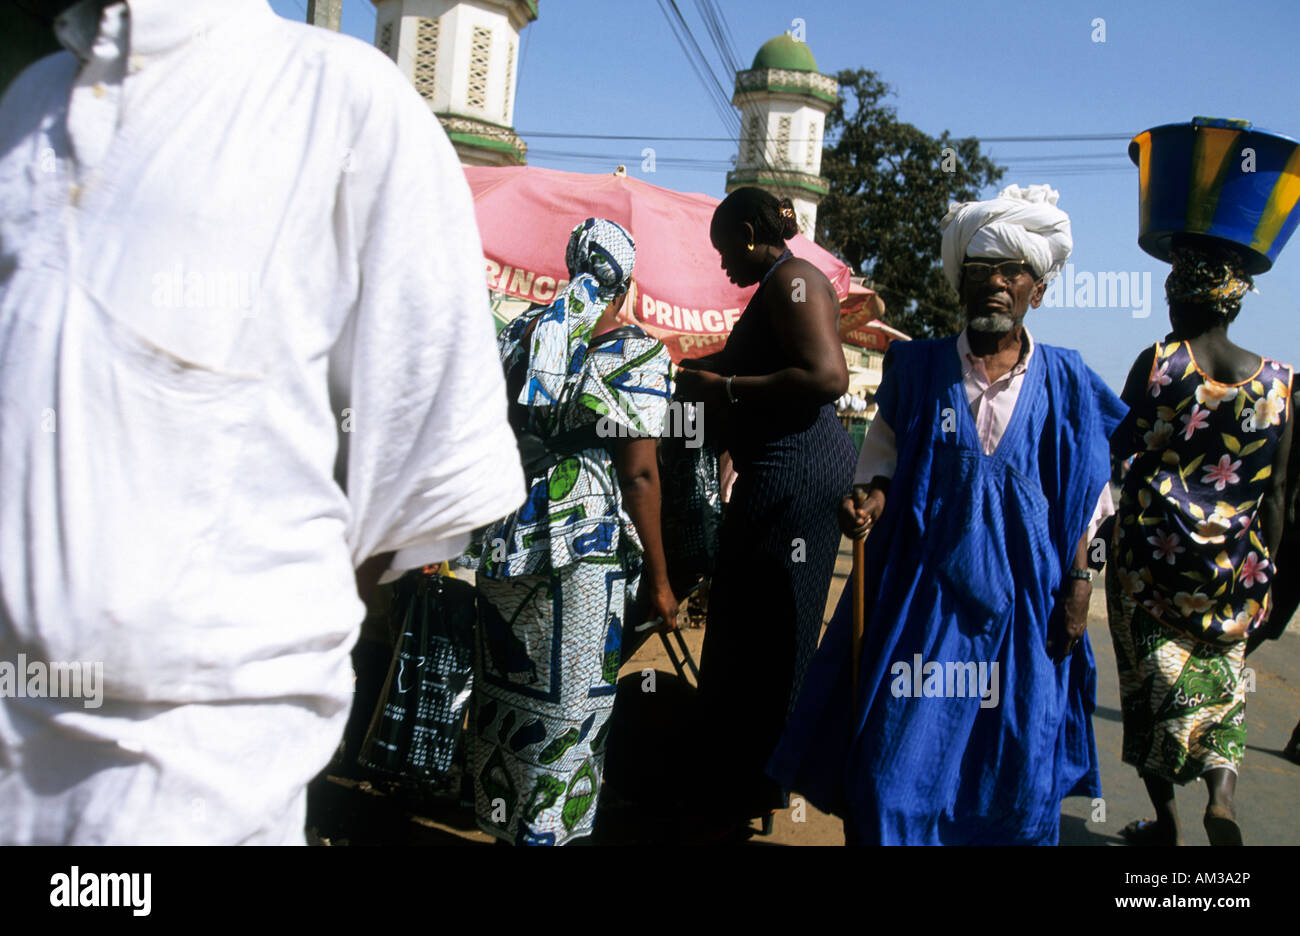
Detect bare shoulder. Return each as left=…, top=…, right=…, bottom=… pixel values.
left=770, top=257, right=829, bottom=288
left=766, top=257, right=837, bottom=309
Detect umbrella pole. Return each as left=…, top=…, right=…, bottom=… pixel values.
left=851, top=537, right=865, bottom=709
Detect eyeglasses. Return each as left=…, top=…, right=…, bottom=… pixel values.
left=962, top=261, right=1036, bottom=284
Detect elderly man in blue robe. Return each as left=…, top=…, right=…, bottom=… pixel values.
left=768, top=185, right=1127, bottom=845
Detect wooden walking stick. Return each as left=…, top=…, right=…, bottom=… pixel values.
left=851, top=535, right=866, bottom=704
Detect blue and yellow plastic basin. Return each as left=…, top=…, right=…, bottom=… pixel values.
left=1129, top=116, right=1300, bottom=273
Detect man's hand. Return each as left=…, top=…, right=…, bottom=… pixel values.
left=838, top=485, right=885, bottom=540
left=1047, top=575, right=1091, bottom=661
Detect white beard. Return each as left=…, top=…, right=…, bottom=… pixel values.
left=967, top=312, right=1016, bottom=333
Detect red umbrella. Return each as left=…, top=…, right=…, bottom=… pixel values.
left=464, top=165, right=855, bottom=362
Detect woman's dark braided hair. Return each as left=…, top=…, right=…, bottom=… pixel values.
left=715, top=186, right=799, bottom=245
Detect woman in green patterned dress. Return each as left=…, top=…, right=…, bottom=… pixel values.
left=1108, top=240, right=1296, bottom=845
left=459, top=219, right=678, bottom=845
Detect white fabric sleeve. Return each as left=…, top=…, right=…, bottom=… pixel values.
left=329, top=65, right=526, bottom=572
left=1085, top=484, right=1116, bottom=546
left=852, top=416, right=898, bottom=487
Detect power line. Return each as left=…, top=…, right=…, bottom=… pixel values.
left=523, top=136, right=1135, bottom=177
left=518, top=128, right=1135, bottom=145
left=706, top=0, right=742, bottom=73
left=668, top=0, right=740, bottom=131
left=522, top=131, right=740, bottom=141
left=694, top=0, right=742, bottom=84
left=529, top=146, right=729, bottom=163
left=967, top=133, right=1131, bottom=142
left=526, top=155, right=1132, bottom=179
left=653, top=1, right=794, bottom=180
left=992, top=152, right=1131, bottom=161
left=656, top=0, right=738, bottom=134
left=528, top=149, right=735, bottom=171
left=531, top=160, right=727, bottom=176
left=524, top=144, right=1134, bottom=179
left=524, top=135, right=1132, bottom=166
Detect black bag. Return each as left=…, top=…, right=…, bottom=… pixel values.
left=357, top=571, right=477, bottom=782
left=657, top=418, right=723, bottom=596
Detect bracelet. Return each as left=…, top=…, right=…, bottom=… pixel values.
left=725, top=375, right=739, bottom=404
left=1067, top=568, right=1094, bottom=584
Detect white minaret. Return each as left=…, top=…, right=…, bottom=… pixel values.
left=371, top=0, right=535, bottom=166
left=306, top=0, right=342, bottom=31
left=726, top=33, right=837, bottom=238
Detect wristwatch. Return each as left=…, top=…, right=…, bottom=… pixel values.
left=1067, top=568, right=1094, bottom=584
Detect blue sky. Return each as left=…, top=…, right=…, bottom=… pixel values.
left=271, top=0, right=1300, bottom=391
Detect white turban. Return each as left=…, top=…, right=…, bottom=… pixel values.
left=940, top=183, right=1073, bottom=292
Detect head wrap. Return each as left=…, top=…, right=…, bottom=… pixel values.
left=501, top=218, right=635, bottom=415
left=1165, top=245, right=1254, bottom=318
left=940, top=184, right=1073, bottom=292
left=565, top=218, right=636, bottom=298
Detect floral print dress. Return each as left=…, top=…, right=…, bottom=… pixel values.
left=1106, top=339, right=1293, bottom=782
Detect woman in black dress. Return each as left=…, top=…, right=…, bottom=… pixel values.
left=675, top=187, right=856, bottom=836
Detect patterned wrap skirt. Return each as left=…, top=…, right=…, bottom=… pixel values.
left=469, top=560, right=632, bottom=845
left=1104, top=569, right=1247, bottom=783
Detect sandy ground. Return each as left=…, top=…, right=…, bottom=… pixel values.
left=309, top=538, right=1300, bottom=846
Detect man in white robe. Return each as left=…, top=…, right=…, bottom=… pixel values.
left=0, top=0, right=525, bottom=844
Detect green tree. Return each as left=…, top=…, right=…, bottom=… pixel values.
left=816, top=68, right=1004, bottom=339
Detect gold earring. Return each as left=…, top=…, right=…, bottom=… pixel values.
left=746, top=241, right=754, bottom=252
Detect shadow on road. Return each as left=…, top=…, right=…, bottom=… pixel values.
left=1246, top=744, right=1300, bottom=764
left=1092, top=704, right=1123, bottom=724
left=1059, top=813, right=1124, bottom=846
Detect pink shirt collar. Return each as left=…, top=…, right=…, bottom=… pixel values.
left=956, top=325, right=1035, bottom=384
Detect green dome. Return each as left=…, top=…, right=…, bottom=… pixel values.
left=751, top=33, right=818, bottom=72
